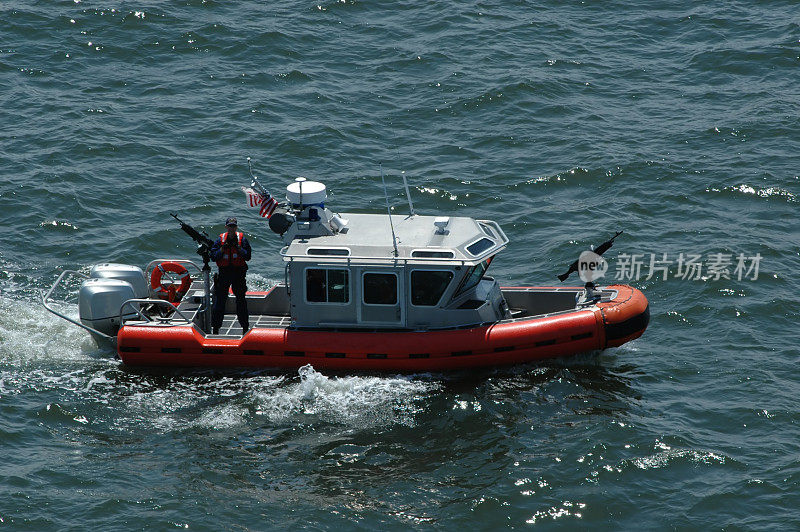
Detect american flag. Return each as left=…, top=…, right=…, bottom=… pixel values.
left=242, top=187, right=279, bottom=218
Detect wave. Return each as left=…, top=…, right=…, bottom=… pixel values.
left=705, top=184, right=797, bottom=203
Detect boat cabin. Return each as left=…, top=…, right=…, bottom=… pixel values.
left=276, top=178, right=511, bottom=330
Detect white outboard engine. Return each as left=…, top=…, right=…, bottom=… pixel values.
left=78, top=263, right=147, bottom=344
left=88, top=263, right=149, bottom=297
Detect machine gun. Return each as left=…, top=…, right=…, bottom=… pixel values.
left=171, top=213, right=214, bottom=253
left=170, top=212, right=215, bottom=332
left=557, top=231, right=623, bottom=283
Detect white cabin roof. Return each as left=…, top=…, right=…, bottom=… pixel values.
left=282, top=213, right=508, bottom=263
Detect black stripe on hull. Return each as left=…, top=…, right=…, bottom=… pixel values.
left=605, top=304, right=650, bottom=343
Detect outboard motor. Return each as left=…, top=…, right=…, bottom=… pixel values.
left=88, top=263, right=148, bottom=297
left=78, top=263, right=146, bottom=345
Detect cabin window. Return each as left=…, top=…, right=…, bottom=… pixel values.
left=453, top=257, right=493, bottom=298
left=411, top=270, right=454, bottom=306
left=479, top=222, right=497, bottom=239
left=363, top=273, right=397, bottom=305
left=306, top=268, right=349, bottom=303
left=466, top=237, right=495, bottom=256
left=411, top=250, right=455, bottom=259
left=307, top=248, right=350, bottom=256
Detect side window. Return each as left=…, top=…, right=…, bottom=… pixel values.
left=306, top=268, right=349, bottom=303
left=411, top=270, right=454, bottom=306
left=363, top=273, right=398, bottom=305
left=327, top=269, right=348, bottom=303
left=306, top=269, right=326, bottom=302
left=411, top=250, right=455, bottom=259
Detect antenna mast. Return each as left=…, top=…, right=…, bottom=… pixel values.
left=380, top=164, right=399, bottom=257
left=401, top=171, right=415, bottom=216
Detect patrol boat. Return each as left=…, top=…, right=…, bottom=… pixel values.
left=43, top=177, right=649, bottom=371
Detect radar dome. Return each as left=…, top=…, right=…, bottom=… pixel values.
left=286, top=177, right=326, bottom=206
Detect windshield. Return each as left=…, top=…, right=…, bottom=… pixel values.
left=454, top=257, right=493, bottom=298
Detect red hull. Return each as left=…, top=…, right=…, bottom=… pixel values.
left=117, top=285, right=649, bottom=371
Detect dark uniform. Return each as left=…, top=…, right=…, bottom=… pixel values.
left=210, top=217, right=251, bottom=334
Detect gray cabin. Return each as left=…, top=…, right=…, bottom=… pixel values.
left=274, top=178, right=511, bottom=330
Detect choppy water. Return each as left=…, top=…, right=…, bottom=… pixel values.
left=1, top=0, right=799, bottom=528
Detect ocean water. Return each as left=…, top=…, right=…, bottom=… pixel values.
left=1, top=0, right=799, bottom=528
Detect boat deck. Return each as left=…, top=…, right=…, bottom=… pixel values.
left=213, top=313, right=292, bottom=337
left=173, top=281, right=292, bottom=338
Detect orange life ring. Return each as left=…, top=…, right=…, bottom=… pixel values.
left=150, top=261, right=191, bottom=304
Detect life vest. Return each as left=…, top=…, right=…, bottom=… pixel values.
left=216, top=231, right=247, bottom=267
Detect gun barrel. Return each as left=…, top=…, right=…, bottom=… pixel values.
left=171, top=213, right=214, bottom=247
left=594, top=230, right=623, bottom=257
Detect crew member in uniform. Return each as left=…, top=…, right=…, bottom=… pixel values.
left=210, top=217, right=252, bottom=334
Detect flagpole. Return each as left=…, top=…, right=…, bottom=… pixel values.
left=246, top=157, right=269, bottom=196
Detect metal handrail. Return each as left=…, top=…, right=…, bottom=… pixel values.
left=477, top=219, right=510, bottom=247
left=119, top=299, right=194, bottom=324
left=41, top=269, right=115, bottom=341
left=144, top=258, right=203, bottom=275
left=279, top=249, right=469, bottom=266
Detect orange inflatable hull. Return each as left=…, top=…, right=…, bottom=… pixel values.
left=117, top=285, right=649, bottom=371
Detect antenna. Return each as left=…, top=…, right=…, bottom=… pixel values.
left=296, top=177, right=305, bottom=209
left=393, top=145, right=414, bottom=217
left=380, top=164, right=399, bottom=257
left=401, top=171, right=415, bottom=216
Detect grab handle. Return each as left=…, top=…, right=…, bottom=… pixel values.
left=119, top=299, right=194, bottom=324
